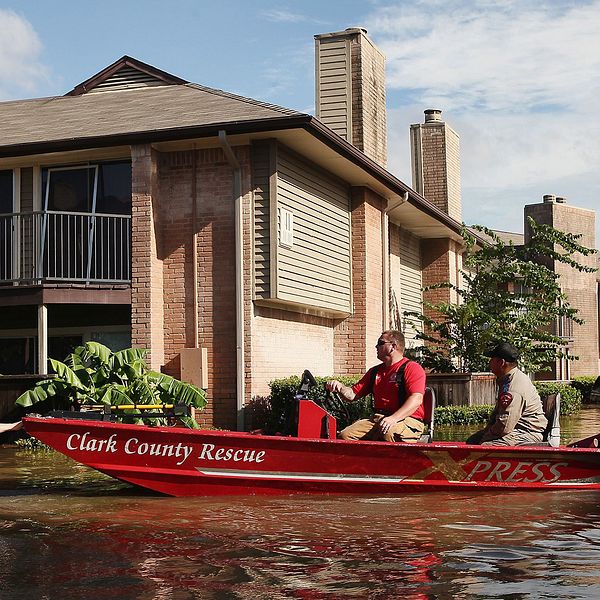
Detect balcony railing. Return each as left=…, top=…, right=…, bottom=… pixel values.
left=0, top=211, right=131, bottom=285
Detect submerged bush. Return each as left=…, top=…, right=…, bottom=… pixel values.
left=571, top=376, right=599, bottom=403
left=434, top=405, right=494, bottom=426
left=534, top=382, right=581, bottom=416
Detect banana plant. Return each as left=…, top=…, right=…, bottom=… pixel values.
left=15, top=342, right=207, bottom=428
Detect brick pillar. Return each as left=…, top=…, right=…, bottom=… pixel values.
left=335, top=187, right=384, bottom=374
left=131, top=144, right=164, bottom=370
left=421, top=238, right=461, bottom=322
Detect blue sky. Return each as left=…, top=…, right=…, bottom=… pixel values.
left=1, top=0, right=599, bottom=245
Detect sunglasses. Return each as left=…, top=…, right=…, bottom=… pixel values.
left=376, top=340, right=394, bottom=347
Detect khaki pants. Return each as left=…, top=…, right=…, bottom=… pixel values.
left=467, top=429, right=544, bottom=446
left=338, top=414, right=424, bottom=443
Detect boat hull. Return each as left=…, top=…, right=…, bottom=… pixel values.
left=23, top=416, right=600, bottom=496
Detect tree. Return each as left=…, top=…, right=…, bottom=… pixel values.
left=404, top=218, right=597, bottom=373
left=15, top=342, right=207, bottom=428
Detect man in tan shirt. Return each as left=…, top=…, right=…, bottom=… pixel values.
left=467, top=342, right=547, bottom=446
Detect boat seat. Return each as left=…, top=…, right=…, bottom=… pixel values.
left=523, top=392, right=561, bottom=447
left=419, top=387, right=436, bottom=443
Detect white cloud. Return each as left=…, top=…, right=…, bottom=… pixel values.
left=261, top=8, right=307, bottom=23
left=367, top=1, right=600, bottom=244
left=0, top=9, right=48, bottom=100
left=368, top=0, right=600, bottom=112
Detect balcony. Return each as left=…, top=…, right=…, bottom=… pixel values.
left=0, top=211, right=131, bottom=285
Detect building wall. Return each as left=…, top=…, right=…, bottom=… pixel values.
left=129, top=140, right=397, bottom=428
left=350, top=31, right=387, bottom=167
left=131, top=146, right=245, bottom=429
left=249, top=306, right=334, bottom=398
left=389, top=223, right=423, bottom=346
left=525, top=200, right=599, bottom=377
left=334, top=187, right=385, bottom=375
left=421, top=238, right=461, bottom=323
left=252, top=141, right=352, bottom=315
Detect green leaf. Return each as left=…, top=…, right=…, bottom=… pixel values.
left=77, top=341, right=113, bottom=366
left=148, top=371, right=207, bottom=408
left=49, top=360, right=87, bottom=390
left=112, top=348, right=148, bottom=370
left=97, top=384, right=132, bottom=406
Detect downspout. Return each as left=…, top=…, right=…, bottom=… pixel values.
left=382, top=192, right=409, bottom=329
left=218, top=130, right=245, bottom=431
left=191, top=148, right=199, bottom=348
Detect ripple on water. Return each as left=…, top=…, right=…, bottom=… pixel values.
left=4, top=450, right=600, bottom=598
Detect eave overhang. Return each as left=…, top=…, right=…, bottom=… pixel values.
left=0, top=114, right=480, bottom=244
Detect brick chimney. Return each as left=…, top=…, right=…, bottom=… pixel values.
left=410, top=109, right=462, bottom=221
left=314, top=28, right=387, bottom=167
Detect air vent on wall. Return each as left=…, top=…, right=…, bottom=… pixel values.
left=88, top=66, right=171, bottom=92
left=279, top=208, right=294, bottom=248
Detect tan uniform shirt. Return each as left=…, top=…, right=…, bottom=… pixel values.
left=482, top=367, right=548, bottom=442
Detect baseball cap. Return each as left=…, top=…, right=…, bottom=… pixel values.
left=484, top=342, right=519, bottom=362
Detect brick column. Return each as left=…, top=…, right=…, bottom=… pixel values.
left=421, top=237, right=461, bottom=323
left=334, top=187, right=384, bottom=375
left=131, top=144, right=164, bottom=370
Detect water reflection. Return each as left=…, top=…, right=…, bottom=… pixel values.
left=2, top=410, right=600, bottom=598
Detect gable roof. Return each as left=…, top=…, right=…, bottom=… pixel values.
left=65, top=55, right=188, bottom=96
left=0, top=56, right=304, bottom=156
left=0, top=84, right=304, bottom=154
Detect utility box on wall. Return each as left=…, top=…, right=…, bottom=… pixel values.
left=179, top=348, right=208, bottom=389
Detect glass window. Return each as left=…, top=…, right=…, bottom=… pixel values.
left=0, top=171, right=13, bottom=281
left=45, top=167, right=95, bottom=212
left=96, top=162, right=131, bottom=215
left=90, top=331, right=131, bottom=351
left=42, top=162, right=131, bottom=215
left=0, top=338, right=35, bottom=374
left=0, top=170, right=12, bottom=214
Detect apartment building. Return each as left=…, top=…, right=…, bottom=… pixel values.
left=0, top=29, right=472, bottom=428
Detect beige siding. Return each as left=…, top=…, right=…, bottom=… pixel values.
left=315, top=38, right=351, bottom=141
left=251, top=141, right=274, bottom=300
left=390, top=226, right=422, bottom=345
left=252, top=141, right=352, bottom=315
left=276, top=146, right=351, bottom=313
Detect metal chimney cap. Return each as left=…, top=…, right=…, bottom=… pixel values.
left=424, top=109, right=442, bottom=122
left=344, top=27, right=368, bottom=34
left=555, top=196, right=567, bottom=204
left=543, top=194, right=556, bottom=203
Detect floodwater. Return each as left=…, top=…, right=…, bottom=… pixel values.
left=1, top=409, right=600, bottom=599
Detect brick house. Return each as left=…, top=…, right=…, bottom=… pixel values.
left=0, top=29, right=473, bottom=428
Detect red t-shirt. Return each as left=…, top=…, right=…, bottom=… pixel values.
left=351, top=358, right=426, bottom=421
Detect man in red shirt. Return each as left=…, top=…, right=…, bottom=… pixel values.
left=326, top=330, right=426, bottom=442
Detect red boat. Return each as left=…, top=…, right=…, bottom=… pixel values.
left=21, top=388, right=600, bottom=497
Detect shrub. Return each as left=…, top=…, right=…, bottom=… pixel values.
left=434, top=405, right=494, bottom=426
left=266, top=374, right=369, bottom=432
left=571, top=376, right=599, bottom=403
left=534, top=382, right=581, bottom=416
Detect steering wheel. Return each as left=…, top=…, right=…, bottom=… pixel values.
left=323, top=386, right=351, bottom=425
